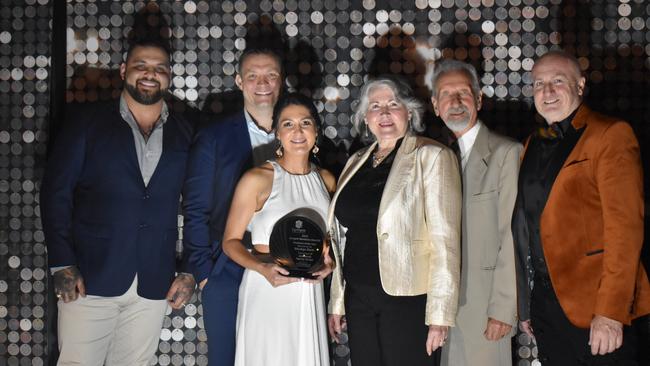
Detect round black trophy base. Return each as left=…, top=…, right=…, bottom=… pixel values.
left=270, top=208, right=327, bottom=280
left=283, top=269, right=317, bottom=280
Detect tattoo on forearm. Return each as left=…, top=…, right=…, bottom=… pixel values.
left=54, top=267, right=81, bottom=295
left=174, top=274, right=196, bottom=302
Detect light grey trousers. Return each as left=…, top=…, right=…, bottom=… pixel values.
left=56, top=275, right=168, bottom=366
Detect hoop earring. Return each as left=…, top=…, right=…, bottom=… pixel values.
left=275, top=145, right=283, bottom=157
left=312, top=145, right=319, bottom=154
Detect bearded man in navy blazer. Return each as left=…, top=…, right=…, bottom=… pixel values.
left=42, top=36, right=196, bottom=365
left=183, top=46, right=283, bottom=365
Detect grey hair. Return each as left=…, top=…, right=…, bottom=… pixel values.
left=430, top=59, right=481, bottom=102
left=352, top=76, right=425, bottom=139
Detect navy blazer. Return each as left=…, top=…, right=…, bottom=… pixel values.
left=182, top=111, right=252, bottom=283
left=41, top=100, right=194, bottom=299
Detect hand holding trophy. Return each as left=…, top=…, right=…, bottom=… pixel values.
left=269, top=207, right=327, bottom=279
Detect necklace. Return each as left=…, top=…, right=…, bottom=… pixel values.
left=371, top=148, right=393, bottom=168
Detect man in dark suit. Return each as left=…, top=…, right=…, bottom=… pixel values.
left=513, top=50, right=650, bottom=365
left=42, top=37, right=195, bottom=365
left=183, top=46, right=283, bottom=365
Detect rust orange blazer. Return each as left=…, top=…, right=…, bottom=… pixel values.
left=513, top=104, right=650, bottom=328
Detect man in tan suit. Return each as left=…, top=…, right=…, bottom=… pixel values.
left=513, top=50, right=650, bottom=365
left=431, top=60, right=521, bottom=366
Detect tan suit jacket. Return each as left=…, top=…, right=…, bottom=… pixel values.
left=514, top=105, right=650, bottom=327
left=441, top=124, right=521, bottom=366
left=327, top=133, right=462, bottom=326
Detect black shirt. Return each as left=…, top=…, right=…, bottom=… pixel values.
left=335, top=139, right=402, bottom=287
left=519, top=110, right=583, bottom=278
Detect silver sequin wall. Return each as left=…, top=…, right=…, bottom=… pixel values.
left=1, top=0, right=52, bottom=365
left=2, top=0, right=650, bottom=365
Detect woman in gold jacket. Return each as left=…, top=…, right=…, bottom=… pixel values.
left=327, top=76, right=462, bottom=366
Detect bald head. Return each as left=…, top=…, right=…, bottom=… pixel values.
left=533, top=50, right=582, bottom=79
left=532, top=51, right=586, bottom=124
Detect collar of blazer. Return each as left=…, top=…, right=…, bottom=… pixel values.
left=570, top=103, right=591, bottom=130
left=521, top=103, right=591, bottom=159
left=470, top=121, right=490, bottom=161
left=464, top=122, right=490, bottom=187
left=326, top=132, right=419, bottom=231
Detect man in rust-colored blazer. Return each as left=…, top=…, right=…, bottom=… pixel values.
left=512, top=50, right=650, bottom=365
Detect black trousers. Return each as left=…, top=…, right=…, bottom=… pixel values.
left=531, top=276, right=638, bottom=366
left=344, top=283, right=439, bottom=366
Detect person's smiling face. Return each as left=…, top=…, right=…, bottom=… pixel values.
left=120, top=45, right=170, bottom=105
left=275, top=104, right=318, bottom=157
left=532, top=54, right=585, bottom=124
left=236, top=53, right=282, bottom=111
left=364, top=86, right=410, bottom=142
left=431, top=70, right=482, bottom=136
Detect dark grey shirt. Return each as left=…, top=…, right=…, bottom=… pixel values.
left=119, top=95, right=169, bottom=187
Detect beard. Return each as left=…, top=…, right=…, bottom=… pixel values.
left=443, top=106, right=472, bottom=132
left=125, top=79, right=165, bottom=105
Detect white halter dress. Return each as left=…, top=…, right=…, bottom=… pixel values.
left=234, top=160, right=331, bottom=366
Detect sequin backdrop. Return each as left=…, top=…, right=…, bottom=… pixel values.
left=1, top=0, right=649, bottom=365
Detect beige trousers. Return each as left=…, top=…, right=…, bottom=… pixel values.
left=56, top=275, right=168, bottom=366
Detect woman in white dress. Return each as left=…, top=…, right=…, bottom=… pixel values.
left=222, top=93, right=336, bottom=366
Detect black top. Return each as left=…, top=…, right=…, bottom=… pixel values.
left=519, top=110, right=583, bottom=278
left=335, top=139, right=402, bottom=287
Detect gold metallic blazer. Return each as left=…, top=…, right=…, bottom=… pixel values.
left=327, top=133, right=462, bottom=326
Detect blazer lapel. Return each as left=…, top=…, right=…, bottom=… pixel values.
left=560, top=104, right=590, bottom=169
left=378, top=134, right=417, bottom=218
left=146, top=116, right=177, bottom=189
left=234, top=112, right=254, bottom=170
left=114, top=105, right=147, bottom=188
left=542, top=105, right=589, bottom=212
left=465, top=124, right=490, bottom=196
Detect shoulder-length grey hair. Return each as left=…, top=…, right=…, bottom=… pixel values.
left=352, top=76, right=425, bottom=140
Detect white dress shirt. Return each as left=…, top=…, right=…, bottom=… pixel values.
left=244, top=110, right=276, bottom=166
left=456, top=121, right=482, bottom=171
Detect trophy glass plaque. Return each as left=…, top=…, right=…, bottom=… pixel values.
left=269, top=208, right=326, bottom=279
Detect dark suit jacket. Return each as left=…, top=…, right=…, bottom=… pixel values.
left=182, top=111, right=252, bottom=283
left=42, top=100, right=194, bottom=299
left=513, top=104, right=650, bottom=328
left=182, top=111, right=253, bottom=366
